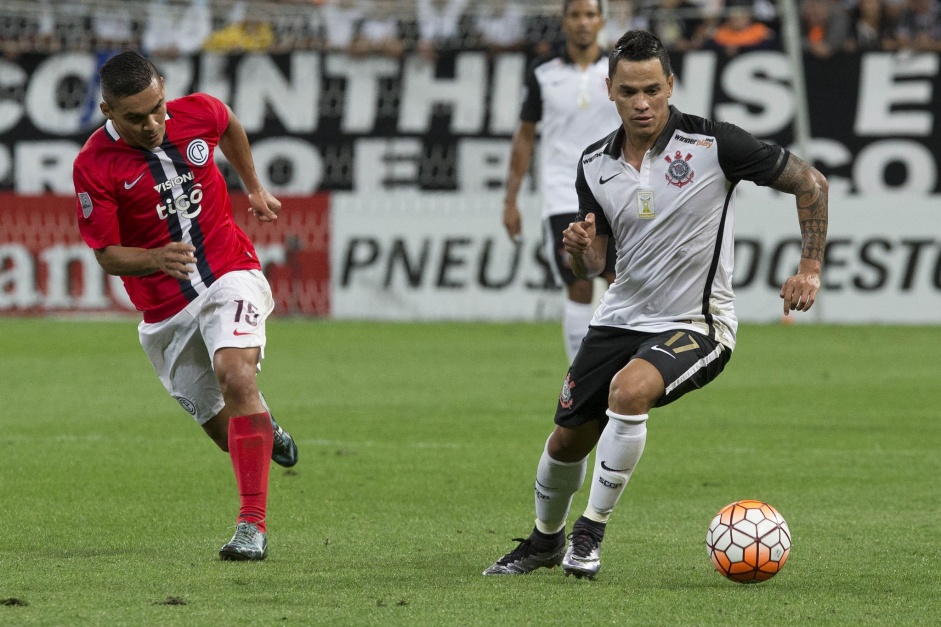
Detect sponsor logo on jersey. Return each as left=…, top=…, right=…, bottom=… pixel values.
left=186, top=139, right=210, bottom=166
left=674, top=133, right=714, bottom=149
left=154, top=171, right=195, bottom=193
left=664, top=151, right=695, bottom=188
left=582, top=151, right=603, bottom=165
left=156, top=183, right=204, bottom=220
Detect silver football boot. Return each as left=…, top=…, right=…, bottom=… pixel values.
left=483, top=529, right=565, bottom=575
left=562, top=516, right=606, bottom=579
left=219, top=521, right=268, bottom=561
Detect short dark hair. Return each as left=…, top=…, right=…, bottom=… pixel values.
left=563, top=0, right=604, bottom=17
left=99, top=51, right=160, bottom=103
left=608, top=30, right=672, bottom=80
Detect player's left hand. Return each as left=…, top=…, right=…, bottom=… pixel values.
left=779, top=262, right=821, bottom=314
left=562, top=212, right=596, bottom=256
left=248, top=188, right=281, bottom=222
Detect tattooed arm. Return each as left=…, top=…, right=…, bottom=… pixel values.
left=769, top=154, right=829, bottom=314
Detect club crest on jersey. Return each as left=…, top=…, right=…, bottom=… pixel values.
left=664, top=151, right=694, bottom=188
left=560, top=373, right=575, bottom=409
left=186, top=139, right=210, bottom=166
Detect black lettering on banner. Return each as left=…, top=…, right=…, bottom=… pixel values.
left=437, top=238, right=470, bottom=289
left=899, top=239, right=934, bottom=291
left=732, top=238, right=761, bottom=288
left=766, top=238, right=802, bottom=290
left=527, top=243, right=560, bottom=290
left=854, top=239, right=892, bottom=290
left=823, top=238, right=851, bottom=291
left=3, top=51, right=941, bottom=195
left=385, top=239, right=429, bottom=288
left=478, top=238, right=520, bottom=289
left=934, top=246, right=941, bottom=289
left=341, top=238, right=380, bottom=286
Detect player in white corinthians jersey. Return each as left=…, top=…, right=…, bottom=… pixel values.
left=485, top=30, right=828, bottom=579
left=502, top=0, right=622, bottom=364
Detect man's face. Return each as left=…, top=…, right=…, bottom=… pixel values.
left=100, top=78, right=167, bottom=149
left=562, top=0, right=605, bottom=50
left=606, top=58, right=673, bottom=143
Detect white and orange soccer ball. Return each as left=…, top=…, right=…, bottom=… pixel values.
left=706, top=500, right=791, bottom=583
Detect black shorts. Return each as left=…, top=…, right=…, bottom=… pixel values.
left=545, top=213, right=616, bottom=286
left=555, top=326, right=732, bottom=428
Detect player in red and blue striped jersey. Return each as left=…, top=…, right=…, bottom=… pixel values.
left=73, top=51, right=298, bottom=561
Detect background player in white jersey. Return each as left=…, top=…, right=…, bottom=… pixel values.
left=73, top=52, right=298, bottom=561
left=501, top=0, right=622, bottom=364
left=485, top=30, right=828, bottom=578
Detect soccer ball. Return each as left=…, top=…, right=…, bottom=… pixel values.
left=706, top=500, right=791, bottom=583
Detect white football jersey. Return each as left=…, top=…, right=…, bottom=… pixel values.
left=521, top=52, right=623, bottom=217
left=576, top=106, right=789, bottom=349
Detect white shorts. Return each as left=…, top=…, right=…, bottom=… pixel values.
left=138, top=269, right=274, bottom=425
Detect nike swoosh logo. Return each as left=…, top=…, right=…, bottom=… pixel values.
left=600, top=461, right=630, bottom=473
left=233, top=330, right=256, bottom=336
left=650, top=345, right=676, bottom=359
left=124, top=172, right=145, bottom=189
left=599, top=172, right=621, bottom=185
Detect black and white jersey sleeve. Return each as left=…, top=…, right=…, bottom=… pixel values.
left=519, top=57, right=543, bottom=123
left=575, top=154, right=612, bottom=236
left=711, top=120, right=789, bottom=186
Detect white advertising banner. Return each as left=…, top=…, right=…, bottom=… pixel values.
left=332, top=189, right=941, bottom=324
left=331, top=192, right=565, bottom=320
left=734, top=185, right=941, bottom=324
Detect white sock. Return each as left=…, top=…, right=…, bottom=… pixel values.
left=584, top=411, right=648, bottom=524
left=563, top=300, right=594, bottom=363
left=533, top=439, right=587, bottom=535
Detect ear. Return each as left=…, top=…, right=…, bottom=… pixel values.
left=606, top=77, right=614, bottom=102
left=99, top=101, right=113, bottom=120
left=667, top=74, right=674, bottom=98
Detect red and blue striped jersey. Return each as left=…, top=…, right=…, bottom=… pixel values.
left=74, top=93, right=261, bottom=322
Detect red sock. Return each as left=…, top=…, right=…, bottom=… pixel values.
left=228, top=413, right=274, bottom=533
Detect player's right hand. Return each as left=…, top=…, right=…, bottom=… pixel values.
left=156, top=241, right=197, bottom=280
left=502, top=202, right=522, bottom=243
left=562, top=212, right=596, bottom=256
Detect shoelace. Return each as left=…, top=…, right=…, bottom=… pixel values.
left=497, top=538, right=534, bottom=564
left=232, top=523, right=261, bottom=545
left=567, top=527, right=603, bottom=557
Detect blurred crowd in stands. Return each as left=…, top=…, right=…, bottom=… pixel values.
left=1, top=0, right=939, bottom=60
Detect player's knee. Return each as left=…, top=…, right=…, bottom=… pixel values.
left=216, top=366, right=258, bottom=407
left=608, top=377, right=658, bottom=416
left=546, top=424, right=598, bottom=462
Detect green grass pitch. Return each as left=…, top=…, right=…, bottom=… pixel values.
left=1, top=319, right=939, bottom=625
